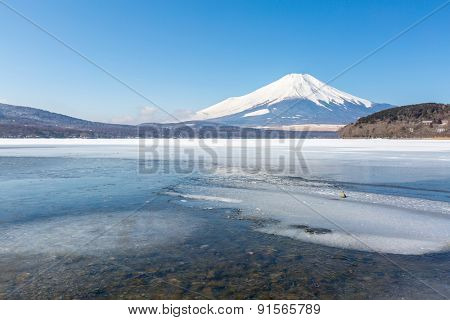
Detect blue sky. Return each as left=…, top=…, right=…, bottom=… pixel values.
left=0, top=0, right=449, bottom=123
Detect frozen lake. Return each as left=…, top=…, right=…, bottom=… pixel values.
left=0, top=139, right=449, bottom=299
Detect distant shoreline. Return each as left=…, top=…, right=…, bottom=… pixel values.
left=1, top=137, right=449, bottom=142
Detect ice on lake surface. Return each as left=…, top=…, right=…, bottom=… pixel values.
left=170, top=180, right=450, bottom=255
left=0, top=207, right=202, bottom=255
left=0, top=139, right=449, bottom=299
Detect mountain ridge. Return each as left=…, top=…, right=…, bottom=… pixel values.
left=0, top=103, right=337, bottom=138
left=0, top=103, right=138, bottom=138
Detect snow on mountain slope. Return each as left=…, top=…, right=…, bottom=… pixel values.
left=193, top=74, right=392, bottom=126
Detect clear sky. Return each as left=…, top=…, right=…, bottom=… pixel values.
left=0, top=0, right=449, bottom=123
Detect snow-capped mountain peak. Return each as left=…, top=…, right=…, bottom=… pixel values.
left=266, top=73, right=372, bottom=108
left=193, top=73, right=392, bottom=126
left=194, top=73, right=374, bottom=121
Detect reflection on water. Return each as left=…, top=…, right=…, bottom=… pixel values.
left=0, top=151, right=449, bottom=299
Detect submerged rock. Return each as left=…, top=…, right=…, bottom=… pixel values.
left=289, top=224, right=332, bottom=235
left=290, top=224, right=309, bottom=229
left=304, top=227, right=332, bottom=235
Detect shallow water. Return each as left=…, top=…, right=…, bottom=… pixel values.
left=0, top=140, right=449, bottom=299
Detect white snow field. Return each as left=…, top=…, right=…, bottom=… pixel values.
left=243, top=108, right=270, bottom=117
left=1, top=138, right=449, bottom=255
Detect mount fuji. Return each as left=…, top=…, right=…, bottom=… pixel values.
left=193, top=74, right=393, bottom=126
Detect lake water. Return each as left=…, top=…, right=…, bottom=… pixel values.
left=0, top=139, right=449, bottom=299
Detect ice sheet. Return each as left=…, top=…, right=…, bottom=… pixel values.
left=1, top=139, right=449, bottom=255
left=166, top=178, right=450, bottom=255
left=0, top=208, right=201, bottom=255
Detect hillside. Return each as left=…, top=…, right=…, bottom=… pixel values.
left=339, top=103, right=449, bottom=138
left=0, top=103, right=137, bottom=138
